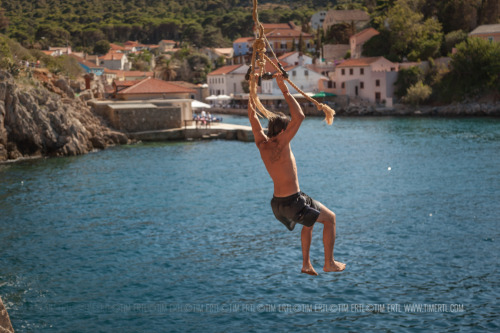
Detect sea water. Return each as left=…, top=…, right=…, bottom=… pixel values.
left=1, top=116, right=499, bottom=332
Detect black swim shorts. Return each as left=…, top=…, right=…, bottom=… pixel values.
left=270, top=191, right=322, bottom=231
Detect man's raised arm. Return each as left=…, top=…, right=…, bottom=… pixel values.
left=276, top=75, right=304, bottom=143
left=248, top=101, right=268, bottom=146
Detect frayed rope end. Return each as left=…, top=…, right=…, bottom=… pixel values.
left=318, top=103, right=336, bottom=125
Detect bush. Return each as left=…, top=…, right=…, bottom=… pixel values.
left=402, top=81, right=432, bottom=106
left=394, top=66, right=423, bottom=98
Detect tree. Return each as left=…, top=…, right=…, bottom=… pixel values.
left=35, top=25, right=71, bottom=47
left=182, top=22, right=203, bottom=48
left=324, top=23, right=353, bottom=44
left=441, top=37, right=500, bottom=98
left=298, top=34, right=305, bottom=53
left=157, top=57, right=178, bottom=81
left=394, top=66, right=423, bottom=98
left=441, top=30, right=468, bottom=56
left=402, top=81, right=432, bottom=106
left=0, top=8, right=8, bottom=32
left=384, top=0, right=443, bottom=61
left=93, top=40, right=110, bottom=55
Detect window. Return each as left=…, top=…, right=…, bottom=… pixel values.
left=292, top=70, right=296, bottom=76
left=360, top=82, right=364, bottom=89
left=304, top=70, right=309, bottom=76
left=327, top=81, right=333, bottom=88
left=333, top=82, right=336, bottom=88
left=349, top=68, right=353, bottom=75
left=360, top=68, right=364, bottom=75
left=341, top=82, right=345, bottom=89
left=341, top=69, right=345, bottom=75
left=375, top=92, right=381, bottom=101
left=390, top=67, right=395, bottom=71
left=281, top=43, right=287, bottom=49
left=376, top=79, right=380, bottom=87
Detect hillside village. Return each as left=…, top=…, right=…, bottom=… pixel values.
left=36, top=8, right=498, bottom=112
left=2, top=5, right=500, bottom=139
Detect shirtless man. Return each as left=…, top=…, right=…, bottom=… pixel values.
left=248, top=74, right=346, bottom=275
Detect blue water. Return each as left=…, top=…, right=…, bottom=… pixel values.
left=1, top=116, right=499, bottom=332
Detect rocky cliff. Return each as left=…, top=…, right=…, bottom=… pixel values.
left=0, top=70, right=128, bottom=162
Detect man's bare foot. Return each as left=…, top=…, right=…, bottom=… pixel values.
left=323, top=260, right=346, bottom=272
left=301, top=265, right=318, bottom=276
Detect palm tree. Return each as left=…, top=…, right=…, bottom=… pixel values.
left=157, top=57, right=178, bottom=81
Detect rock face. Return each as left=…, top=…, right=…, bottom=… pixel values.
left=0, top=296, right=14, bottom=333
left=0, top=71, right=128, bottom=162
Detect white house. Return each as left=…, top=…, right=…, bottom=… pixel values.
left=278, top=51, right=313, bottom=66
left=159, top=40, right=177, bottom=53
left=207, top=64, right=249, bottom=96
left=260, top=62, right=329, bottom=96
left=99, top=52, right=131, bottom=71
left=330, top=57, right=399, bottom=104
left=310, top=11, right=327, bottom=31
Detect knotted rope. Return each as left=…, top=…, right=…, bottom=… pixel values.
left=248, top=0, right=335, bottom=125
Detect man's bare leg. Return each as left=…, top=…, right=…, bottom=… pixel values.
left=300, top=225, right=318, bottom=275
left=316, top=205, right=346, bottom=272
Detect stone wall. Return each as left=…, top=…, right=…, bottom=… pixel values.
left=107, top=105, right=183, bottom=132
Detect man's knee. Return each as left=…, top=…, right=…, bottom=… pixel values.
left=317, top=208, right=335, bottom=225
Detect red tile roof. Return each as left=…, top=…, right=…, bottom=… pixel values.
left=234, top=37, right=253, bottom=43
left=278, top=51, right=297, bottom=60
left=105, top=69, right=154, bottom=77
left=99, top=52, right=125, bottom=61
left=208, top=64, right=244, bottom=76
left=114, top=80, right=141, bottom=88
left=266, top=28, right=313, bottom=38
left=352, top=27, right=379, bottom=39
left=109, top=43, right=125, bottom=51
left=336, top=57, right=383, bottom=68
left=117, top=78, right=195, bottom=95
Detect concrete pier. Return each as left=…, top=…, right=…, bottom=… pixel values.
left=127, top=122, right=255, bottom=143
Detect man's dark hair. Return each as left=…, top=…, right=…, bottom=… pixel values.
left=267, top=112, right=290, bottom=138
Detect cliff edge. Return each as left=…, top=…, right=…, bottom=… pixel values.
left=0, top=70, right=128, bottom=163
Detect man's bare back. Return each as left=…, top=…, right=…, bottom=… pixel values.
left=258, top=137, right=300, bottom=197
left=248, top=74, right=346, bottom=274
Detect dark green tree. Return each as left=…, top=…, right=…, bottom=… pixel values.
left=438, top=37, right=500, bottom=100
left=394, top=66, right=423, bottom=99
left=93, top=39, right=110, bottom=55
left=0, top=8, right=8, bottom=32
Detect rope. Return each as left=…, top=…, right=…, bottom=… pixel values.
left=248, top=0, right=335, bottom=125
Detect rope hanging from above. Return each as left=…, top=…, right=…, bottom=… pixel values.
left=248, top=0, right=335, bottom=125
